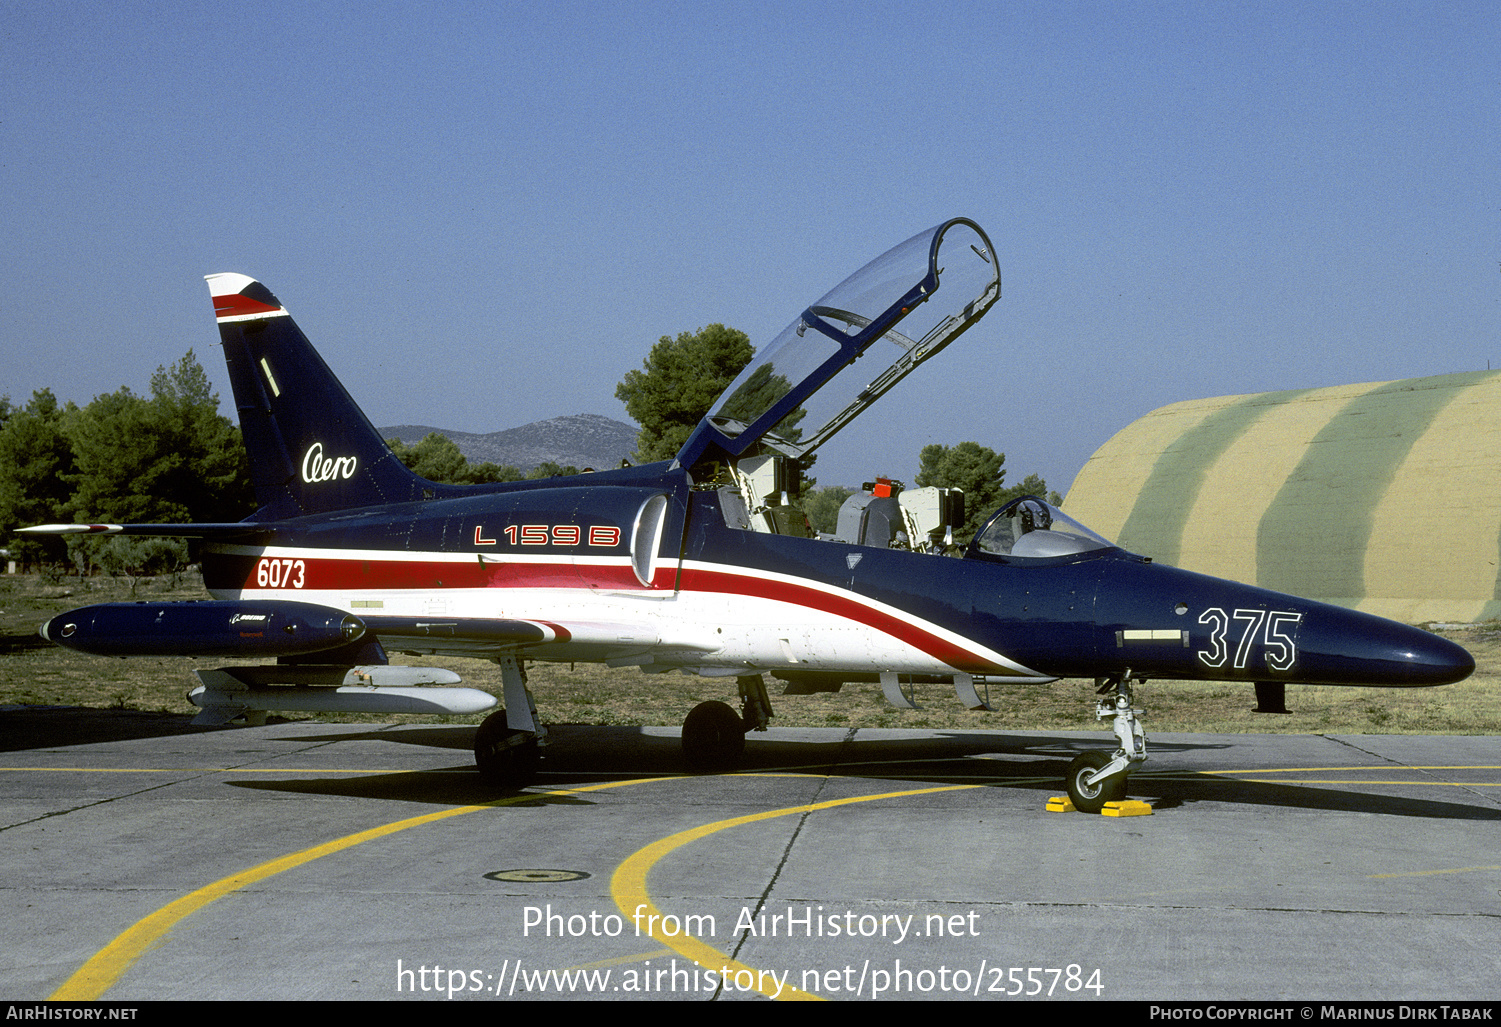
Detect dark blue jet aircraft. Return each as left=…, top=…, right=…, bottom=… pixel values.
left=22, top=218, right=1473, bottom=812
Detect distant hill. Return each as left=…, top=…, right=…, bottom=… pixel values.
left=380, top=414, right=639, bottom=473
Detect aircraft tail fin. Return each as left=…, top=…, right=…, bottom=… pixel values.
left=207, top=273, right=427, bottom=517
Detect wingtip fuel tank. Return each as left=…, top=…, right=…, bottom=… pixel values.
left=39, top=600, right=365, bottom=659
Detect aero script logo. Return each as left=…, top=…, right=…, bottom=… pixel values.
left=301, top=442, right=358, bottom=483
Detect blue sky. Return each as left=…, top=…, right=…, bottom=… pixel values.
left=3, top=0, right=1497, bottom=497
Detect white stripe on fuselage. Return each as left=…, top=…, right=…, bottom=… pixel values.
left=207, top=543, right=1049, bottom=679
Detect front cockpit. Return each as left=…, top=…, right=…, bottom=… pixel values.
left=967, top=496, right=1115, bottom=561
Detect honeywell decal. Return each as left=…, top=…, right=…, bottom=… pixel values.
left=301, top=442, right=358, bottom=483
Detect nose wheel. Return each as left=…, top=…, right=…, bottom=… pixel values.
left=1066, top=750, right=1128, bottom=813
left=1065, top=672, right=1148, bottom=813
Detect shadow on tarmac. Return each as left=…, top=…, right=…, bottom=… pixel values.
left=227, top=721, right=1501, bottom=822
left=0, top=704, right=211, bottom=750
left=4, top=706, right=1495, bottom=821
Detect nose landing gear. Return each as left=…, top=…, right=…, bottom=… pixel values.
left=1065, top=672, right=1147, bottom=814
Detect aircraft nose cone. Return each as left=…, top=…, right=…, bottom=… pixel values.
left=38, top=614, right=76, bottom=645
left=1299, top=611, right=1474, bottom=686
left=1395, top=627, right=1475, bottom=686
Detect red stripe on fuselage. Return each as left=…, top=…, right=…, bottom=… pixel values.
left=204, top=551, right=1011, bottom=675
left=204, top=552, right=654, bottom=593
left=676, top=565, right=1006, bottom=675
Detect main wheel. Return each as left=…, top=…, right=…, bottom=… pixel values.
left=1066, top=750, right=1127, bottom=814
left=682, top=700, right=745, bottom=771
left=474, top=709, right=540, bottom=787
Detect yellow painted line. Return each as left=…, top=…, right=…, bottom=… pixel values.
left=51, top=776, right=681, bottom=1001
left=61, top=752, right=1492, bottom=1001
left=1368, top=865, right=1501, bottom=879
left=764, top=770, right=1055, bottom=782
left=610, top=782, right=982, bottom=1002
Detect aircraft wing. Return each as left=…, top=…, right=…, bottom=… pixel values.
left=364, top=614, right=721, bottom=666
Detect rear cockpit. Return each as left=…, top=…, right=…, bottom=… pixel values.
left=827, top=478, right=964, bottom=554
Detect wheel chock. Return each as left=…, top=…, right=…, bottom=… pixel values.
left=1047, top=796, right=1152, bottom=815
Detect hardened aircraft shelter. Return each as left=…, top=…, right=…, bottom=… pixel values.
left=1064, top=370, right=1501, bottom=624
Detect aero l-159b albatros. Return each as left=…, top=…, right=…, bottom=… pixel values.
left=22, top=218, right=1473, bottom=811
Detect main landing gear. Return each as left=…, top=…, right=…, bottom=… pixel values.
left=1065, top=672, right=1147, bottom=814
left=475, top=708, right=541, bottom=785
left=681, top=674, right=772, bottom=771
left=474, top=656, right=546, bottom=786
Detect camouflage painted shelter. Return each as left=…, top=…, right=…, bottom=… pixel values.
left=1065, top=371, right=1501, bottom=624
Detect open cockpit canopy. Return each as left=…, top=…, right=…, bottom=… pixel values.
left=674, top=218, right=1001, bottom=471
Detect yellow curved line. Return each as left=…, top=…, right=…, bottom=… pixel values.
left=610, top=782, right=982, bottom=1002
left=51, top=777, right=679, bottom=1001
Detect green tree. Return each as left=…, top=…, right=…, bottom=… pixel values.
left=0, top=389, right=77, bottom=566
left=914, top=441, right=1008, bottom=543
left=471, top=460, right=526, bottom=483
left=88, top=535, right=191, bottom=594
left=615, top=324, right=754, bottom=462
left=526, top=460, right=581, bottom=479
left=915, top=443, right=1056, bottom=543
left=62, top=352, right=251, bottom=574
left=389, top=433, right=469, bottom=483
left=996, top=472, right=1061, bottom=510
left=66, top=386, right=157, bottom=523
left=68, top=351, right=250, bottom=527
left=802, top=484, right=853, bottom=535
left=717, top=361, right=806, bottom=444
left=147, top=350, right=252, bottom=521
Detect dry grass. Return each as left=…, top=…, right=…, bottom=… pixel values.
left=2, top=572, right=1498, bottom=735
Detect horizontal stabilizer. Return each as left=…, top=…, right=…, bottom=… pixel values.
left=18, top=523, right=273, bottom=540
left=189, top=672, right=498, bottom=721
